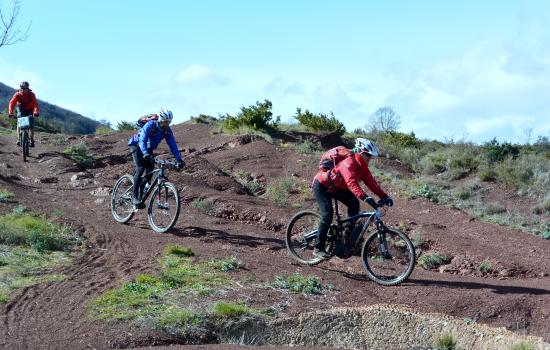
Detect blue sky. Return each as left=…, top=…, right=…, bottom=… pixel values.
left=1, top=0, right=549, bottom=143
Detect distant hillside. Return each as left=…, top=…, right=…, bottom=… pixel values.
left=0, top=82, right=100, bottom=134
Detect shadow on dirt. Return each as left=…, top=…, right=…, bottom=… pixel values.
left=171, top=226, right=286, bottom=250
left=408, top=278, right=550, bottom=295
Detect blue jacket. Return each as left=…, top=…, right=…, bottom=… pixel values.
left=128, top=120, right=182, bottom=160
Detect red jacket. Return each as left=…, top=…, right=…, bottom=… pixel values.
left=313, top=152, right=387, bottom=200
left=8, top=89, right=40, bottom=116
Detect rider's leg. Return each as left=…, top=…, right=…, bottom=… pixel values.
left=312, top=179, right=333, bottom=254
left=333, top=189, right=360, bottom=238
left=130, top=146, right=145, bottom=204
left=16, top=124, right=20, bottom=145
left=29, top=116, right=35, bottom=146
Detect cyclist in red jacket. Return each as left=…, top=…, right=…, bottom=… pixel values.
left=312, top=138, right=393, bottom=259
left=8, top=81, right=40, bottom=147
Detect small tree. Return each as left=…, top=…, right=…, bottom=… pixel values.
left=0, top=0, right=31, bottom=49
left=367, top=106, right=401, bottom=133
left=116, top=121, right=136, bottom=131
left=221, top=99, right=280, bottom=131
left=294, top=108, right=346, bottom=135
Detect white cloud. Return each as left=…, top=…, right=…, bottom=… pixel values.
left=175, top=63, right=228, bottom=85
left=0, top=58, right=47, bottom=92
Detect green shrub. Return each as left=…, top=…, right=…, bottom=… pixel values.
left=190, top=197, right=215, bottom=213
left=509, top=342, right=535, bottom=350
left=135, top=274, right=160, bottom=285
left=265, top=177, right=295, bottom=207
left=63, top=142, right=93, bottom=170
left=0, top=293, right=8, bottom=303
left=95, top=125, right=114, bottom=135
left=479, top=261, right=493, bottom=274
left=116, top=121, right=136, bottom=131
left=453, top=181, right=481, bottom=200
left=414, top=183, right=446, bottom=203
left=156, top=307, right=201, bottom=329
left=190, top=114, right=218, bottom=125
left=164, top=244, right=194, bottom=257
left=212, top=301, right=250, bottom=318
left=235, top=170, right=264, bottom=194
left=210, top=256, right=239, bottom=272
left=0, top=188, right=14, bottom=203
left=0, top=213, right=75, bottom=252
left=295, top=140, right=322, bottom=154
left=531, top=200, right=550, bottom=215
left=221, top=100, right=280, bottom=132
left=420, top=252, right=450, bottom=270
left=385, top=131, right=419, bottom=148
left=434, top=333, right=457, bottom=350
left=419, top=151, right=447, bottom=175
left=478, top=165, right=498, bottom=182
left=482, top=203, right=506, bottom=215
left=294, top=108, right=346, bottom=135
left=272, top=273, right=325, bottom=295
left=534, top=223, right=550, bottom=240
left=483, top=138, right=520, bottom=163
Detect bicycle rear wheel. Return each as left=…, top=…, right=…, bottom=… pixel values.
left=285, top=210, right=323, bottom=265
left=361, top=227, right=415, bottom=286
left=22, top=131, right=29, bottom=162
left=147, top=181, right=180, bottom=233
left=111, top=174, right=135, bottom=223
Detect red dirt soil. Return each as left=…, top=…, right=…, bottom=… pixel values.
left=0, top=123, right=549, bottom=349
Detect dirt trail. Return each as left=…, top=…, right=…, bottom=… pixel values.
left=0, top=124, right=549, bottom=349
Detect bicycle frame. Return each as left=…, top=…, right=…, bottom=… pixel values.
left=301, top=199, right=385, bottom=253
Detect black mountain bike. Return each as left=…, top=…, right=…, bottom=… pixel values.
left=286, top=199, right=416, bottom=286
left=111, top=159, right=181, bottom=233
left=17, top=115, right=31, bottom=162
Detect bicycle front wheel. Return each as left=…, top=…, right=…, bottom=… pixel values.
left=147, top=181, right=180, bottom=233
left=361, top=227, right=415, bottom=286
left=111, top=174, right=135, bottom=224
left=285, top=210, right=324, bottom=266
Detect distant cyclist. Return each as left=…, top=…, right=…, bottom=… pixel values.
left=8, top=81, right=40, bottom=147
left=127, top=108, right=184, bottom=209
left=311, top=138, right=393, bottom=259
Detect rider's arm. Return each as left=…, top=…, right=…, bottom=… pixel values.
left=338, top=159, right=368, bottom=200
left=8, top=93, right=19, bottom=115
left=165, top=128, right=182, bottom=161
left=30, top=92, right=40, bottom=115
left=138, top=121, right=153, bottom=155
left=361, top=167, right=387, bottom=199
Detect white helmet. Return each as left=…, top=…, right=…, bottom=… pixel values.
left=158, top=108, right=173, bottom=123
left=355, top=138, right=379, bottom=157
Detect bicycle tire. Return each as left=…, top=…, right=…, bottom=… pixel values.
left=111, top=174, right=135, bottom=224
left=361, top=227, right=415, bottom=286
left=22, top=131, right=29, bottom=162
left=285, top=210, right=324, bottom=266
left=147, top=181, right=180, bottom=233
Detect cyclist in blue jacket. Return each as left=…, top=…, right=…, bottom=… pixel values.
left=127, top=108, right=184, bottom=208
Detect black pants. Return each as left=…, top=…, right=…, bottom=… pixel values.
left=312, top=179, right=360, bottom=251
left=130, top=145, right=154, bottom=200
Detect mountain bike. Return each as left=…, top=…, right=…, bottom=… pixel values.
left=17, top=115, right=31, bottom=162
left=285, top=199, right=416, bottom=286
left=111, top=159, right=181, bottom=233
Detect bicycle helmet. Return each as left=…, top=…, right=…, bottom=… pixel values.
left=20, top=81, right=29, bottom=89
left=158, top=108, right=173, bottom=123
left=354, top=138, right=379, bottom=157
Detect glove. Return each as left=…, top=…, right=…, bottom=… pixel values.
left=379, top=196, right=394, bottom=207
left=33, top=113, right=39, bottom=117
left=363, top=196, right=378, bottom=208
left=176, top=159, right=185, bottom=170
left=8, top=114, right=14, bottom=119
left=143, top=154, right=154, bottom=164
